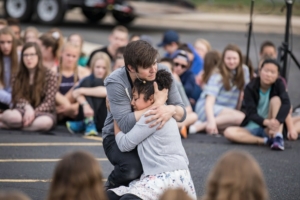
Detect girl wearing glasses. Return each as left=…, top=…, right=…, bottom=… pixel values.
left=190, top=44, right=250, bottom=135
left=0, top=42, right=57, bottom=131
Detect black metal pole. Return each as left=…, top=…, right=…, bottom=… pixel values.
left=246, top=0, right=254, bottom=65
left=281, top=0, right=293, bottom=79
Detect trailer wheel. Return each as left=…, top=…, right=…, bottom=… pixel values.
left=82, top=8, right=106, bottom=23
left=35, top=0, right=65, bottom=25
left=4, top=0, right=33, bottom=22
left=112, top=8, right=135, bottom=25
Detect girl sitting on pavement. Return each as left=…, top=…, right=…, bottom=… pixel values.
left=107, top=69, right=196, bottom=200
left=201, top=151, right=269, bottom=200
left=66, top=52, right=111, bottom=136
left=47, top=151, right=107, bottom=200
left=224, top=59, right=291, bottom=150
left=67, top=33, right=89, bottom=67
left=0, top=27, right=19, bottom=112
left=55, top=42, right=90, bottom=121
left=190, top=44, right=250, bottom=134
left=0, top=42, right=57, bottom=131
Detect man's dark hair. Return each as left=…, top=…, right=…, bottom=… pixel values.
left=261, top=58, right=281, bottom=72
left=178, top=43, right=192, bottom=54
left=116, top=46, right=126, bottom=58
left=133, top=69, right=172, bottom=101
left=160, top=57, right=173, bottom=64
left=124, top=40, right=158, bottom=71
left=260, top=41, right=276, bottom=54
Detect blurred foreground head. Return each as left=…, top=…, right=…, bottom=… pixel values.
left=159, top=188, right=193, bottom=200
left=47, top=151, right=107, bottom=200
left=202, top=150, right=269, bottom=200
left=0, top=190, right=31, bottom=200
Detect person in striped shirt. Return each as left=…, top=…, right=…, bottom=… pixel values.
left=190, top=44, right=250, bottom=134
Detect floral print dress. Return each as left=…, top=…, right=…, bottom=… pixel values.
left=110, top=169, right=197, bottom=200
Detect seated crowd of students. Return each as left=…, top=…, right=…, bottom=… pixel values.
left=0, top=17, right=298, bottom=200
left=0, top=18, right=299, bottom=147
left=0, top=150, right=270, bottom=200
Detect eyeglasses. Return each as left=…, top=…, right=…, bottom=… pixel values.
left=23, top=53, right=37, bottom=58
left=174, top=62, right=187, bottom=68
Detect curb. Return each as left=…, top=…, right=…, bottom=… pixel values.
left=133, top=13, right=300, bottom=35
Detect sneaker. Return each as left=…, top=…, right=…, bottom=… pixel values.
left=85, top=121, right=98, bottom=136
left=189, top=125, right=197, bottom=134
left=271, top=136, right=284, bottom=150
left=180, top=126, right=188, bottom=139
left=266, top=137, right=274, bottom=146
left=66, top=121, right=85, bottom=134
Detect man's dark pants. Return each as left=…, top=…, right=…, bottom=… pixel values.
left=103, top=135, right=143, bottom=188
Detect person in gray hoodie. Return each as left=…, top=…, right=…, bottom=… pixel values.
left=0, top=27, right=19, bottom=112
left=103, top=40, right=186, bottom=190
left=107, top=69, right=196, bottom=200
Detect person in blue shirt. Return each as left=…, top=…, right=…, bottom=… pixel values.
left=179, top=43, right=203, bottom=75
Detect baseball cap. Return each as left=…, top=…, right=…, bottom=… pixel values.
left=157, top=30, right=179, bottom=47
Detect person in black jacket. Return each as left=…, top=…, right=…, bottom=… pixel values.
left=224, top=59, right=291, bottom=150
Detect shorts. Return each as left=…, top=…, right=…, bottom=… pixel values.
left=195, top=101, right=225, bottom=121
left=246, top=127, right=268, bottom=138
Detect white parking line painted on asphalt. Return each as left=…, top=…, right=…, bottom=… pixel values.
left=0, top=158, right=108, bottom=162
left=0, top=179, right=51, bottom=183
left=0, top=179, right=107, bottom=183
left=83, top=136, right=103, bottom=141
left=0, top=143, right=102, bottom=146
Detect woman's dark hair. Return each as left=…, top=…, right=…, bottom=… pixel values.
left=39, top=33, right=59, bottom=58
left=12, top=42, right=46, bottom=108
left=260, top=58, right=281, bottom=72
left=202, top=50, right=221, bottom=84
left=133, top=69, right=173, bottom=101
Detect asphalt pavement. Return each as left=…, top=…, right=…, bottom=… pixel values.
left=0, top=6, right=300, bottom=200
left=0, top=128, right=299, bottom=200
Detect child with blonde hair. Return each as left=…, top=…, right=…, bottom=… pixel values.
left=66, top=52, right=111, bottom=135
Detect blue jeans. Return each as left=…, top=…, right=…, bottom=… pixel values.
left=246, top=127, right=268, bottom=138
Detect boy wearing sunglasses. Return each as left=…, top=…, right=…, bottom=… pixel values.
left=172, top=50, right=196, bottom=101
